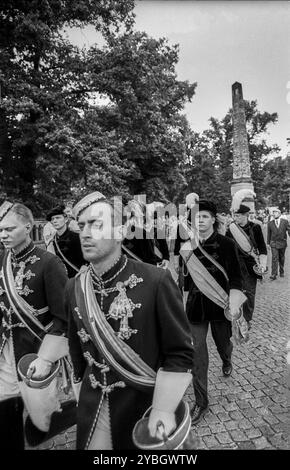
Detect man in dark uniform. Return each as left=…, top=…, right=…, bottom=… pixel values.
left=226, top=204, right=267, bottom=328
left=46, top=205, right=86, bottom=278
left=123, top=200, right=169, bottom=267
left=267, top=208, right=290, bottom=280
left=65, top=192, right=193, bottom=450
left=177, top=200, right=245, bottom=426
left=0, top=202, right=68, bottom=449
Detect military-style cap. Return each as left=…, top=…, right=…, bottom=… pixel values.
left=0, top=201, right=14, bottom=222
left=72, top=191, right=106, bottom=220
left=234, top=204, right=251, bottom=214
left=46, top=205, right=66, bottom=221
left=198, top=199, right=217, bottom=216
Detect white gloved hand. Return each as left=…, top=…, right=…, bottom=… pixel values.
left=259, top=254, right=268, bottom=271
left=28, top=357, right=52, bottom=379
left=159, top=259, right=169, bottom=270
left=148, top=408, right=176, bottom=440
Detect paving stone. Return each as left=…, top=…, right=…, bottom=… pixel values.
left=258, top=424, right=276, bottom=438
left=246, top=428, right=263, bottom=439
left=237, top=400, right=251, bottom=409
left=202, top=435, right=220, bottom=448
left=217, top=411, right=231, bottom=422
left=253, top=436, right=271, bottom=450
left=238, top=419, right=253, bottom=430
left=237, top=441, right=256, bottom=450
left=224, top=421, right=239, bottom=431
left=215, top=432, right=233, bottom=445
left=196, top=426, right=212, bottom=437
left=208, top=423, right=226, bottom=434
left=229, top=410, right=245, bottom=420
left=229, top=430, right=248, bottom=442
left=210, top=404, right=226, bottom=414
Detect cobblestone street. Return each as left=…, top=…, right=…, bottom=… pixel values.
left=31, top=249, right=290, bottom=451
left=186, top=250, right=290, bottom=450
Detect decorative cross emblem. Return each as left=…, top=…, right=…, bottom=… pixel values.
left=107, top=281, right=140, bottom=340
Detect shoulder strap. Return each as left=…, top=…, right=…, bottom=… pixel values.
left=54, top=235, right=79, bottom=273
left=121, top=244, right=143, bottom=262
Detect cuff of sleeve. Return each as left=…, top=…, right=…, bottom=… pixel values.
left=38, top=334, right=69, bottom=362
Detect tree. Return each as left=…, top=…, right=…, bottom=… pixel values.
left=0, top=0, right=135, bottom=214
left=86, top=31, right=196, bottom=202
left=1, top=2, right=197, bottom=214
left=262, top=156, right=290, bottom=210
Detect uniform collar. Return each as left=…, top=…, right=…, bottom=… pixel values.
left=12, top=241, right=35, bottom=261
left=90, top=254, right=126, bottom=285
left=199, top=230, right=217, bottom=245
left=56, top=226, right=69, bottom=239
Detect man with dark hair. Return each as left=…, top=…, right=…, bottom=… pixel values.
left=176, top=199, right=245, bottom=426
left=46, top=205, right=86, bottom=278
left=267, top=208, right=290, bottom=280
left=122, top=200, right=169, bottom=267
left=65, top=191, right=193, bottom=449
left=226, top=204, right=267, bottom=327
left=0, top=201, right=68, bottom=449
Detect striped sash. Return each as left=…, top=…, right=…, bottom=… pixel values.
left=178, top=220, right=229, bottom=308
left=228, top=222, right=253, bottom=255
left=180, top=241, right=228, bottom=309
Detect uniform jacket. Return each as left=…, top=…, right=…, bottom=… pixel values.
left=267, top=218, right=290, bottom=249
left=186, top=232, right=243, bottom=323
left=65, top=255, right=194, bottom=450
left=226, top=221, right=267, bottom=278
left=53, top=227, right=86, bottom=278
left=123, top=226, right=160, bottom=265
left=0, top=242, right=68, bottom=376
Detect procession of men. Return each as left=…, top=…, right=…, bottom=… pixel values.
left=1, top=188, right=288, bottom=451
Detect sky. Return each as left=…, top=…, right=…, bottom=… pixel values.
left=67, top=1, right=290, bottom=157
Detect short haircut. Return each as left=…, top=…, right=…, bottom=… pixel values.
left=78, top=197, right=127, bottom=227
left=11, top=203, right=34, bottom=226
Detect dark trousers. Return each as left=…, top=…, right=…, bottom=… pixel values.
left=0, top=397, right=24, bottom=449
left=271, top=246, right=286, bottom=277
left=242, top=274, right=257, bottom=322
left=190, top=320, right=233, bottom=409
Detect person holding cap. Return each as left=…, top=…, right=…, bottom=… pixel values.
left=226, top=203, right=268, bottom=328
left=0, top=201, right=68, bottom=449
left=267, top=208, right=290, bottom=280
left=65, top=191, right=193, bottom=449
left=178, top=199, right=245, bottom=425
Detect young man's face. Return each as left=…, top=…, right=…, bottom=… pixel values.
left=78, top=202, right=121, bottom=263
left=234, top=213, right=248, bottom=226
left=0, top=212, right=30, bottom=250
left=273, top=210, right=280, bottom=219
left=50, top=214, right=67, bottom=230
left=195, top=210, right=215, bottom=234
